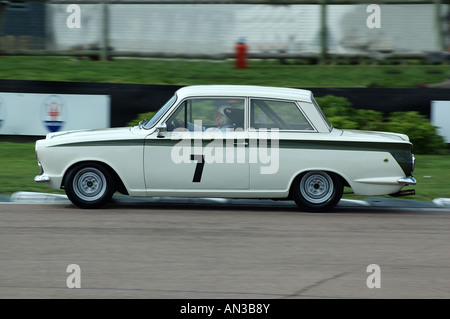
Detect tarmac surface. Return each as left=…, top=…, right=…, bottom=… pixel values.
left=0, top=193, right=449, bottom=299
left=2, top=191, right=450, bottom=209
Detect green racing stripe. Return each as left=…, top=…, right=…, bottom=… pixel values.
left=50, top=138, right=413, bottom=176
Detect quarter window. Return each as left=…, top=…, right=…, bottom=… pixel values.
left=250, top=99, right=313, bottom=131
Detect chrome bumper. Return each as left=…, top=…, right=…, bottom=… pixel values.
left=397, top=176, right=417, bottom=185
left=34, top=175, right=51, bottom=183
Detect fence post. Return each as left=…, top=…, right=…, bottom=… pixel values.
left=320, top=0, right=328, bottom=61
left=0, top=1, right=7, bottom=50
left=434, top=0, right=446, bottom=51
left=100, top=0, right=110, bottom=61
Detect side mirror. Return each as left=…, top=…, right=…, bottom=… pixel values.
left=156, top=123, right=167, bottom=138
left=156, top=123, right=167, bottom=131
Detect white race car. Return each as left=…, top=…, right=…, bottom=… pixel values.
left=35, top=85, right=416, bottom=211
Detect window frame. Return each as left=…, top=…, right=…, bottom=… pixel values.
left=163, top=96, right=247, bottom=132
left=312, top=97, right=333, bottom=132
left=144, top=94, right=177, bottom=130
left=248, top=97, right=317, bottom=132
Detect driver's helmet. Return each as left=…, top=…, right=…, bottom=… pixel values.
left=216, top=105, right=234, bottom=126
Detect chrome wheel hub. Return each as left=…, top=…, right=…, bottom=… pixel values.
left=73, top=168, right=107, bottom=202
left=300, top=171, right=334, bottom=204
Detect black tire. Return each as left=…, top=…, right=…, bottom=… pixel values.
left=64, top=163, right=116, bottom=209
left=291, top=171, right=343, bottom=212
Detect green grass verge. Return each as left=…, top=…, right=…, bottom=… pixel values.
left=0, top=142, right=62, bottom=195
left=1, top=56, right=450, bottom=87
left=1, top=142, right=449, bottom=202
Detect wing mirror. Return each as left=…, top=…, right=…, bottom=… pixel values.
left=156, top=123, right=167, bottom=138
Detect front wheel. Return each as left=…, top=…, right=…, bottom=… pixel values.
left=291, top=171, right=343, bottom=212
left=64, top=163, right=116, bottom=209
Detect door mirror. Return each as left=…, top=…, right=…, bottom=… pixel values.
left=156, top=123, right=167, bottom=138
left=156, top=123, right=167, bottom=132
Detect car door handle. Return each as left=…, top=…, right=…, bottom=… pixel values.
left=234, top=142, right=249, bottom=147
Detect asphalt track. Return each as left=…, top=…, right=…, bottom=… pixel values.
left=0, top=196, right=449, bottom=299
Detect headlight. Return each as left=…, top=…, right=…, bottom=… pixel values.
left=411, top=154, right=415, bottom=173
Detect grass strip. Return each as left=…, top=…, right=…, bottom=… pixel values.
left=1, top=56, right=450, bottom=87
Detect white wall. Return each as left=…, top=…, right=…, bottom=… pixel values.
left=431, top=100, right=450, bottom=143
left=48, top=3, right=446, bottom=56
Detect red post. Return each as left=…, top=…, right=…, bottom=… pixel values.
left=235, top=38, right=248, bottom=69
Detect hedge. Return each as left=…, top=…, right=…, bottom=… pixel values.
left=315, top=95, right=447, bottom=154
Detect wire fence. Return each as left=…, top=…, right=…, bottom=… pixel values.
left=0, top=0, right=448, bottom=61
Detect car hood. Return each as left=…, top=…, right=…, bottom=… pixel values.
left=43, top=127, right=140, bottom=144
left=340, top=129, right=410, bottom=143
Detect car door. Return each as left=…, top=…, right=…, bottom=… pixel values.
left=144, top=97, right=249, bottom=194
left=248, top=98, right=316, bottom=191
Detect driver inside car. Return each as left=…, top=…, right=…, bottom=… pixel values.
left=183, top=105, right=235, bottom=132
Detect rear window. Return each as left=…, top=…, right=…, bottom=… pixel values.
left=250, top=98, right=314, bottom=131
left=312, top=97, right=333, bottom=132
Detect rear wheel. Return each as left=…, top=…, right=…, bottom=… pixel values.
left=291, top=171, right=343, bottom=212
left=65, top=163, right=116, bottom=209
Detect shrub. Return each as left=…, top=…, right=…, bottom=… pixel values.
left=355, top=109, right=386, bottom=131
left=326, top=115, right=359, bottom=130
left=385, top=112, right=447, bottom=154
left=126, top=111, right=156, bottom=127
left=315, top=95, right=354, bottom=118
left=315, top=95, right=447, bottom=154
left=315, top=95, right=359, bottom=129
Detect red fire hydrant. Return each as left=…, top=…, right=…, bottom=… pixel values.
left=235, top=38, right=248, bottom=69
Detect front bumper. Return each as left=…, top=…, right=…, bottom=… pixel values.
left=34, top=160, right=50, bottom=183
left=397, top=176, right=417, bottom=186
left=34, top=175, right=50, bottom=183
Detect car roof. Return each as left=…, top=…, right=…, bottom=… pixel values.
left=176, top=85, right=313, bottom=103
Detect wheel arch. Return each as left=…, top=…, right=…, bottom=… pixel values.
left=62, top=160, right=128, bottom=195
left=288, top=169, right=350, bottom=197
left=289, top=169, right=347, bottom=212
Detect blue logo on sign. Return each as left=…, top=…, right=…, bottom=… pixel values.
left=41, top=95, right=67, bottom=133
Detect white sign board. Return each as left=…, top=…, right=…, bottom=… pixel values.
left=431, top=100, right=450, bottom=143
left=0, top=92, right=110, bottom=136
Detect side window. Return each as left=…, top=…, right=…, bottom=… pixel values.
left=250, top=99, right=314, bottom=131
left=165, top=101, right=186, bottom=132
left=166, top=98, right=245, bottom=132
